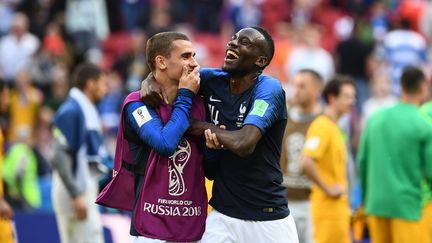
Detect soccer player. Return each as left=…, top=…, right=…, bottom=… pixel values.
left=280, top=69, right=323, bottom=243
left=142, top=27, right=299, bottom=243
left=98, top=32, right=206, bottom=243
left=300, top=76, right=356, bottom=243
left=51, top=63, right=109, bottom=243
left=358, top=66, right=432, bottom=243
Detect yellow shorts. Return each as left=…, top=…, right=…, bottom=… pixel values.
left=312, top=215, right=350, bottom=243
left=420, top=203, right=432, bottom=243
left=368, top=215, right=422, bottom=243
left=0, top=219, right=14, bottom=243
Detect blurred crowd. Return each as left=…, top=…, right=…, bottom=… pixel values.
left=1, top=0, right=432, bottom=242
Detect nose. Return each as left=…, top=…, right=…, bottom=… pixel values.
left=189, top=56, right=198, bottom=68
left=227, top=39, right=238, bottom=48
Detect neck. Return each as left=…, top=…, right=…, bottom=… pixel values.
left=154, top=72, right=178, bottom=104
left=323, top=105, right=342, bottom=122
left=230, top=72, right=260, bottom=95
left=401, top=93, right=422, bottom=106
left=298, top=101, right=320, bottom=114
left=83, top=89, right=96, bottom=105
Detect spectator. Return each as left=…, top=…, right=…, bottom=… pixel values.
left=65, top=0, right=109, bottom=64
left=120, top=0, right=150, bottom=31
left=2, top=139, right=41, bottom=210
left=335, top=19, right=374, bottom=113
left=358, top=66, right=432, bottom=243
left=112, top=30, right=148, bottom=92
left=381, top=18, right=427, bottom=96
left=0, top=12, right=40, bottom=83
left=228, top=0, right=262, bottom=32
left=7, top=69, right=43, bottom=144
left=285, top=24, right=335, bottom=83
left=0, top=79, right=13, bottom=243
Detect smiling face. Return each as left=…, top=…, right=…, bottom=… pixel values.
left=223, top=28, right=269, bottom=77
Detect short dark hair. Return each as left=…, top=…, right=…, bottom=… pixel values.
left=146, top=32, right=189, bottom=71
left=322, top=75, right=355, bottom=104
left=298, top=69, right=323, bottom=85
left=251, top=26, right=274, bottom=68
left=401, top=66, right=425, bottom=94
left=72, top=63, right=104, bottom=90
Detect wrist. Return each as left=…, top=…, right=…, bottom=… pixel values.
left=177, top=88, right=195, bottom=99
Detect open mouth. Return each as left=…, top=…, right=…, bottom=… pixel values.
left=225, top=50, right=239, bottom=61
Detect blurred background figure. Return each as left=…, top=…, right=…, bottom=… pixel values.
left=335, top=18, right=374, bottom=114
left=65, top=0, right=109, bottom=65
left=281, top=69, right=323, bottom=243
left=285, top=24, right=335, bottom=83
left=7, top=69, right=42, bottom=145
left=0, top=12, right=39, bottom=83
left=380, top=18, right=427, bottom=96
left=51, top=63, right=109, bottom=243
left=358, top=67, right=431, bottom=243
left=300, top=76, right=356, bottom=243
left=0, top=79, right=14, bottom=243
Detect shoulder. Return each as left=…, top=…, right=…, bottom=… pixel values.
left=200, top=68, right=228, bottom=80
left=255, top=74, right=284, bottom=96
left=55, top=98, right=81, bottom=118
left=309, top=115, right=333, bottom=131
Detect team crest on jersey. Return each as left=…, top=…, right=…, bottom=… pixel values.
left=168, top=138, right=191, bottom=196
left=236, top=101, right=248, bottom=127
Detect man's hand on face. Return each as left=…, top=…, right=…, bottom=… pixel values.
left=140, top=73, right=165, bottom=107
left=179, top=65, right=200, bottom=94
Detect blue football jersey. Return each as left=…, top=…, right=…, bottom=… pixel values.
left=200, top=68, right=289, bottom=221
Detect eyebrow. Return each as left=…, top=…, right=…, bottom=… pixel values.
left=181, top=52, right=196, bottom=58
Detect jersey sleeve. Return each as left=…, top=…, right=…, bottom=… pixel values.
left=124, top=88, right=195, bottom=157
left=53, top=104, right=83, bottom=152
left=301, top=119, right=330, bottom=160
left=243, top=77, right=286, bottom=134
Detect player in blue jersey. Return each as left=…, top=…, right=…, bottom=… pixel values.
left=141, top=27, right=299, bottom=243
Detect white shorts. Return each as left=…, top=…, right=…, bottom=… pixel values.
left=201, top=210, right=299, bottom=243
left=131, top=235, right=198, bottom=243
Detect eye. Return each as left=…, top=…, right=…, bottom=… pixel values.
left=240, top=38, right=250, bottom=45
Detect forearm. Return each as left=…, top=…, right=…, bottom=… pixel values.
left=133, top=89, right=195, bottom=156
left=51, top=140, right=82, bottom=198
left=211, top=125, right=260, bottom=157
left=300, top=155, right=330, bottom=193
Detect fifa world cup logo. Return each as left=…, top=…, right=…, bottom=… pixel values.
left=168, top=138, right=191, bottom=196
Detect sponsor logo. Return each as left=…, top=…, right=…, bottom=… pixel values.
left=209, top=96, right=222, bottom=102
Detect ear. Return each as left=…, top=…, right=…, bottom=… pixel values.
left=155, top=55, right=167, bottom=70
left=255, top=56, right=269, bottom=68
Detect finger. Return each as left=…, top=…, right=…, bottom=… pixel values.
left=181, top=66, right=188, bottom=78
left=219, top=125, right=226, bottom=130
left=204, top=129, right=211, bottom=143
left=211, top=133, right=220, bottom=147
